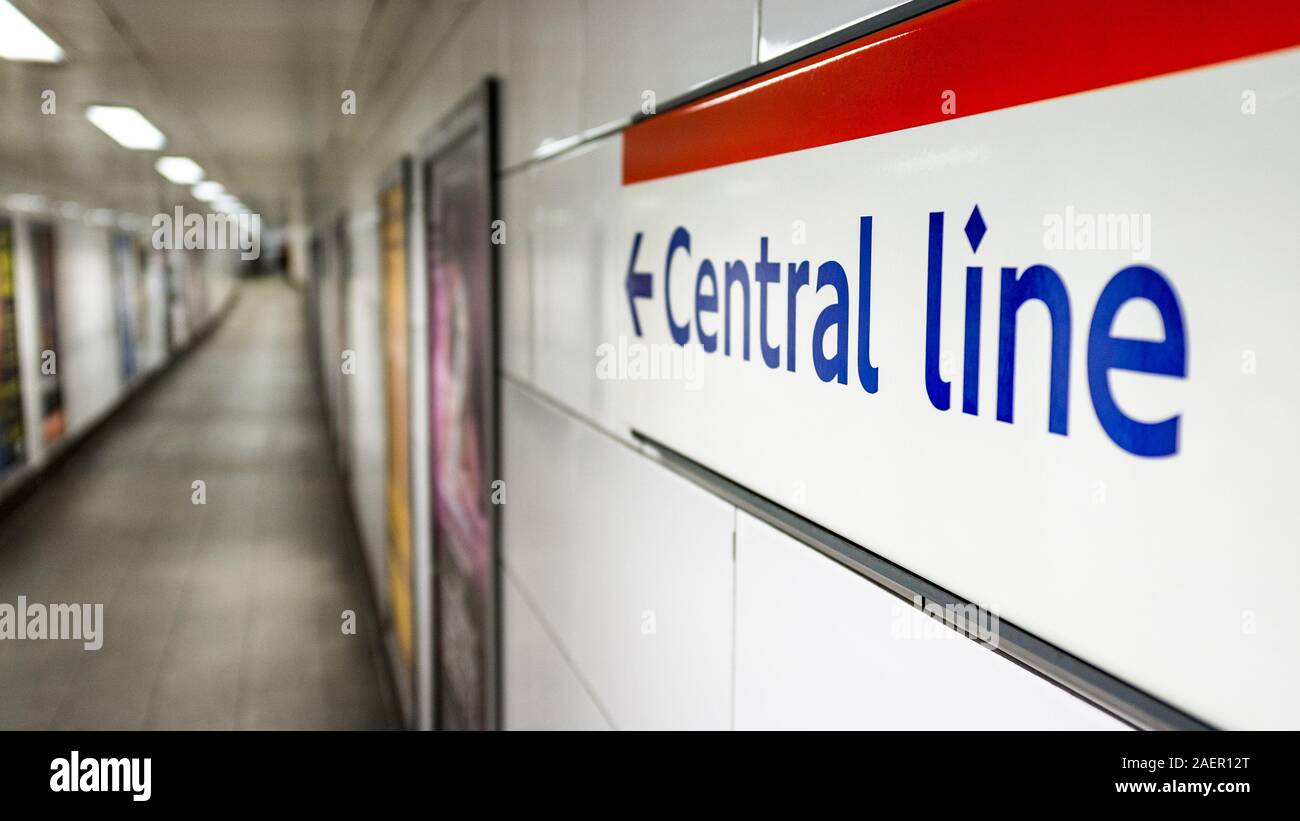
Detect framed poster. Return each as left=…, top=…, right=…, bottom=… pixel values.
left=110, top=230, right=138, bottom=381
left=334, top=214, right=352, bottom=477
left=183, top=249, right=207, bottom=335
left=162, top=249, right=177, bottom=356
left=135, top=238, right=149, bottom=346
left=29, top=222, right=65, bottom=444
left=380, top=158, right=415, bottom=688
left=307, top=232, right=323, bottom=369
left=421, top=80, right=500, bottom=730
left=0, top=217, right=24, bottom=473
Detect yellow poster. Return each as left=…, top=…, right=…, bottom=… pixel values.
left=380, top=180, right=413, bottom=675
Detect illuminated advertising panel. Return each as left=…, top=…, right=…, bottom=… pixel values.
left=30, top=222, right=64, bottom=444
left=0, top=217, right=24, bottom=473
left=110, top=230, right=138, bottom=381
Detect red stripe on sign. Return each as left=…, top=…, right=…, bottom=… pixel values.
left=623, top=0, right=1300, bottom=184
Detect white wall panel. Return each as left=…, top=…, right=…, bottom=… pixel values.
left=345, top=210, right=387, bottom=592
left=583, top=0, right=757, bottom=130
left=165, top=248, right=192, bottom=348
left=503, top=573, right=611, bottom=730
left=499, top=170, right=534, bottom=383
left=314, top=232, right=342, bottom=446
left=10, top=214, right=44, bottom=464
left=499, top=0, right=584, bottom=168
left=734, top=511, right=1127, bottom=730
left=201, top=250, right=239, bottom=321
left=501, top=379, right=734, bottom=729
left=528, top=136, right=625, bottom=436
left=138, top=249, right=169, bottom=375
left=758, top=0, right=904, bottom=61
left=56, top=219, right=121, bottom=432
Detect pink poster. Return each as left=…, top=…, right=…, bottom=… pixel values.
left=424, top=82, right=498, bottom=730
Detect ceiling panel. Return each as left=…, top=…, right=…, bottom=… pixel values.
left=1, top=0, right=448, bottom=225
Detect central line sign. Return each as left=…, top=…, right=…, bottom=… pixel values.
left=615, top=0, right=1300, bottom=729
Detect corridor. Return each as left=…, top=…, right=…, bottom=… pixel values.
left=0, top=278, right=397, bottom=730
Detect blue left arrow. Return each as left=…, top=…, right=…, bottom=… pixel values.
left=625, top=231, right=653, bottom=336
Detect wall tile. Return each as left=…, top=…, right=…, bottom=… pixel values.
left=733, top=511, right=1128, bottom=730
left=499, top=0, right=584, bottom=168
left=503, top=573, right=611, bottom=730
left=56, top=220, right=121, bottom=431
left=499, top=169, right=533, bottom=382
left=758, top=0, right=904, bottom=61
left=501, top=379, right=735, bottom=729
left=344, top=209, right=387, bottom=590
left=583, top=0, right=757, bottom=129
left=527, top=136, right=625, bottom=437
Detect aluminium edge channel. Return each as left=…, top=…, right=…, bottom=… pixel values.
left=633, top=430, right=1214, bottom=732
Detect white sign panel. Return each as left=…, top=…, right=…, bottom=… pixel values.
left=616, top=2, right=1300, bottom=728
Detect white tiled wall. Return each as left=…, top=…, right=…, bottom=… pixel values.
left=583, top=0, right=758, bottom=129
left=498, top=171, right=533, bottom=382
left=503, top=573, right=611, bottom=730
left=344, top=209, right=387, bottom=589
left=525, top=137, right=626, bottom=437
left=326, top=0, right=1131, bottom=730
left=733, top=512, right=1128, bottom=730
left=501, top=379, right=734, bottom=729
left=757, top=0, right=906, bottom=61
left=498, top=0, right=584, bottom=168
left=11, top=214, right=44, bottom=465
left=57, top=220, right=122, bottom=433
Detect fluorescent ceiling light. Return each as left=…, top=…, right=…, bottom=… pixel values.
left=191, top=181, right=224, bottom=202
left=215, top=194, right=242, bottom=213
left=155, top=156, right=204, bottom=185
left=85, top=105, right=166, bottom=150
left=0, top=1, right=65, bottom=63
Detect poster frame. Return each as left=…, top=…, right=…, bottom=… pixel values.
left=377, top=154, right=417, bottom=723
left=0, top=215, right=24, bottom=475
left=418, top=77, right=501, bottom=731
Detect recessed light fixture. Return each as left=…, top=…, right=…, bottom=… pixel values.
left=215, top=194, right=243, bottom=213
left=191, top=181, right=225, bottom=202
left=154, top=156, right=204, bottom=185
left=85, top=105, right=166, bottom=150
left=0, top=1, right=65, bottom=63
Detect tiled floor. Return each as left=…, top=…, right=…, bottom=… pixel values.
left=0, top=277, right=398, bottom=729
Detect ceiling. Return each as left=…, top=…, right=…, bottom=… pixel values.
left=0, top=0, right=454, bottom=225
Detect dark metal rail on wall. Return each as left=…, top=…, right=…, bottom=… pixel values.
left=633, top=430, right=1214, bottom=731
